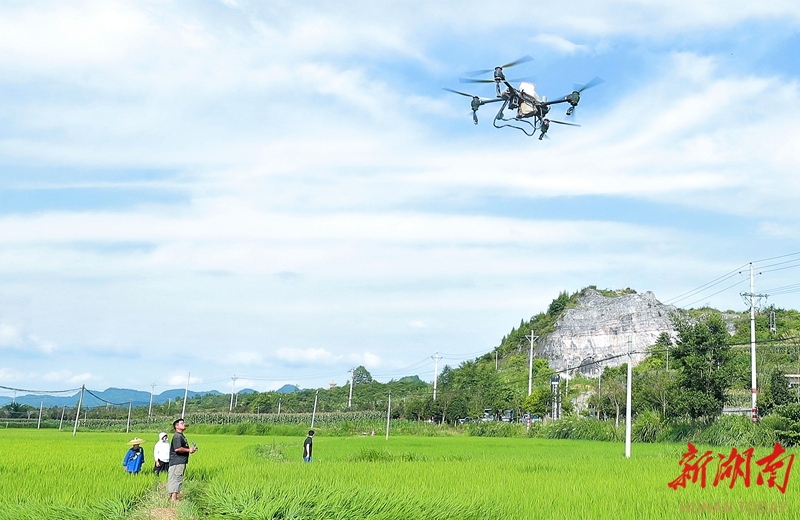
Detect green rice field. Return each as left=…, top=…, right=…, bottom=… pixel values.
left=0, top=429, right=796, bottom=519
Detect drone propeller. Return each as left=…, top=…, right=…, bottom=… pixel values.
left=442, top=87, right=481, bottom=98
left=573, top=76, right=605, bottom=93
left=443, top=88, right=491, bottom=125
left=548, top=119, right=581, bottom=127
left=458, top=75, right=536, bottom=85
left=464, top=55, right=533, bottom=78
left=562, top=77, right=604, bottom=116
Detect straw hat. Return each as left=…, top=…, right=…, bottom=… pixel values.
left=126, top=437, right=146, bottom=446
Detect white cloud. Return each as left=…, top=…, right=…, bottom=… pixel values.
left=276, top=348, right=340, bottom=365
left=0, top=324, right=56, bottom=353
left=224, top=352, right=267, bottom=366
left=42, top=370, right=72, bottom=382
left=67, top=372, right=98, bottom=384
left=0, top=1, right=798, bottom=393
left=0, top=324, right=21, bottom=346
left=532, top=34, right=589, bottom=54
left=168, top=374, right=202, bottom=386
left=0, top=367, right=28, bottom=382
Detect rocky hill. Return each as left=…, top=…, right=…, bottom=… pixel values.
left=538, top=289, right=679, bottom=374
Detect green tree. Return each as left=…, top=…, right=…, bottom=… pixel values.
left=548, top=291, right=570, bottom=316
left=523, top=387, right=551, bottom=417
left=352, top=366, right=373, bottom=385
left=769, top=369, right=795, bottom=406
left=671, top=315, right=734, bottom=421
left=761, top=368, right=796, bottom=415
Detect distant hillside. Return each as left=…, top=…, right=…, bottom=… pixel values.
left=276, top=384, right=300, bottom=394
left=0, top=388, right=221, bottom=408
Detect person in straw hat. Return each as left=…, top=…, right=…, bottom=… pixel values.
left=123, top=437, right=146, bottom=474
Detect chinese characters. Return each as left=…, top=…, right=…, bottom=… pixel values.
left=668, top=442, right=794, bottom=494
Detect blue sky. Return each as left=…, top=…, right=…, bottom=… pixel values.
left=1, top=0, right=799, bottom=395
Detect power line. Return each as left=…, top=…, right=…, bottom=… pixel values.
left=663, top=263, right=748, bottom=306
left=0, top=385, right=81, bottom=394
left=680, top=278, right=749, bottom=309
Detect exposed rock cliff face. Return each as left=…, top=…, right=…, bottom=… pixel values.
left=538, top=289, right=679, bottom=375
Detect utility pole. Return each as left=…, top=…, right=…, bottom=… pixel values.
left=229, top=374, right=238, bottom=412
left=495, top=351, right=498, bottom=371
left=625, top=336, right=632, bottom=459
left=72, top=385, right=85, bottom=436
left=597, top=364, right=602, bottom=420
left=148, top=383, right=155, bottom=420
left=126, top=400, right=132, bottom=433
left=525, top=332, right=539, bottom=396
left=432, top=353, right=441, bottom=401
left=385, top=391, right=392, bottom=440
left=348, top=368, right=355, bottom=408
left=37, top=401, right=43, bottom=430
left=311, top=390, right=319, bottom=428
left=59, top=406, right=66, bottom=431
left=182, top=372, right=190, bottom=418
left=741, top=263, right=766, bottom=423
left=277, top=397, right=282, bottom=416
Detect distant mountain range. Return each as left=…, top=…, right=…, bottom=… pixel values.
left=0, top=386, right=283, bottom=409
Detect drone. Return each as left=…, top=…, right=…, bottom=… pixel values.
left=444, top=55, right=603, bottom=139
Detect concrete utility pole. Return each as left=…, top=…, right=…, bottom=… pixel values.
left=37, top=401, right=43, bottom=430
left=59, top=406, right=66, bottom=431
left=596, top=362, right=602, bottom=419
left=148, top=383, right=155, bottom=419
left=348, top=368, right=355, bottom=408
left=741, top=263, right=766, bottom=423
left=432, top=353, right=442, bottom=401
left=126, top=400, right=132, bottom=433
left=182, top=372, right=190, bottom=418
left=229, top=375, right=238, bottom=412
left=386, top=391, right=392, bottom=440
left=311, top=390, right=319, bottom=428
left=72, top=385, right=85, bottom=436
left=525, top=332, right=539, bottom=396
left=625, top=336, right=633, bottom=459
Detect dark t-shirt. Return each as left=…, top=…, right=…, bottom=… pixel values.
left=303, top=436, right=313, bottom=457
left=170, top=432, right=189, bottom=465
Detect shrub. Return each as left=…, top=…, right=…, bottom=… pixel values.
left=535, top=416, right=621, bottom=442
left=632, top=410, right=664, bottom=443
left=696, top=414, right=776, bottom=447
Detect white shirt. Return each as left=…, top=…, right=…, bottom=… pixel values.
left=154, top=440, right=170, bottom=462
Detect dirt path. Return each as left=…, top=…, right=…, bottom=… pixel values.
left=146, top=507, right=178, bottom=520
left=128, top=481, right=187, bottom=520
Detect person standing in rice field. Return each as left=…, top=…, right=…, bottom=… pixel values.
left=153, top=432, right=170, bottom=476
left=303, top=430, right=314, bottom=462
left=167, top=418, right=197, bottom=501
left=123, top=437, right=146, bottom=474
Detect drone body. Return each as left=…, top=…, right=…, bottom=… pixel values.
left=444, top=56, right=603, bottom=139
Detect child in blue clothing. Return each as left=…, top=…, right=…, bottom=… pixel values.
left=123, top=437, right=146, bottom=474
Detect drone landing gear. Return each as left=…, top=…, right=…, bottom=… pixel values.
left=489, top=100, right=538, bottom=137
left=538, top=119, right=550, bottom=140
